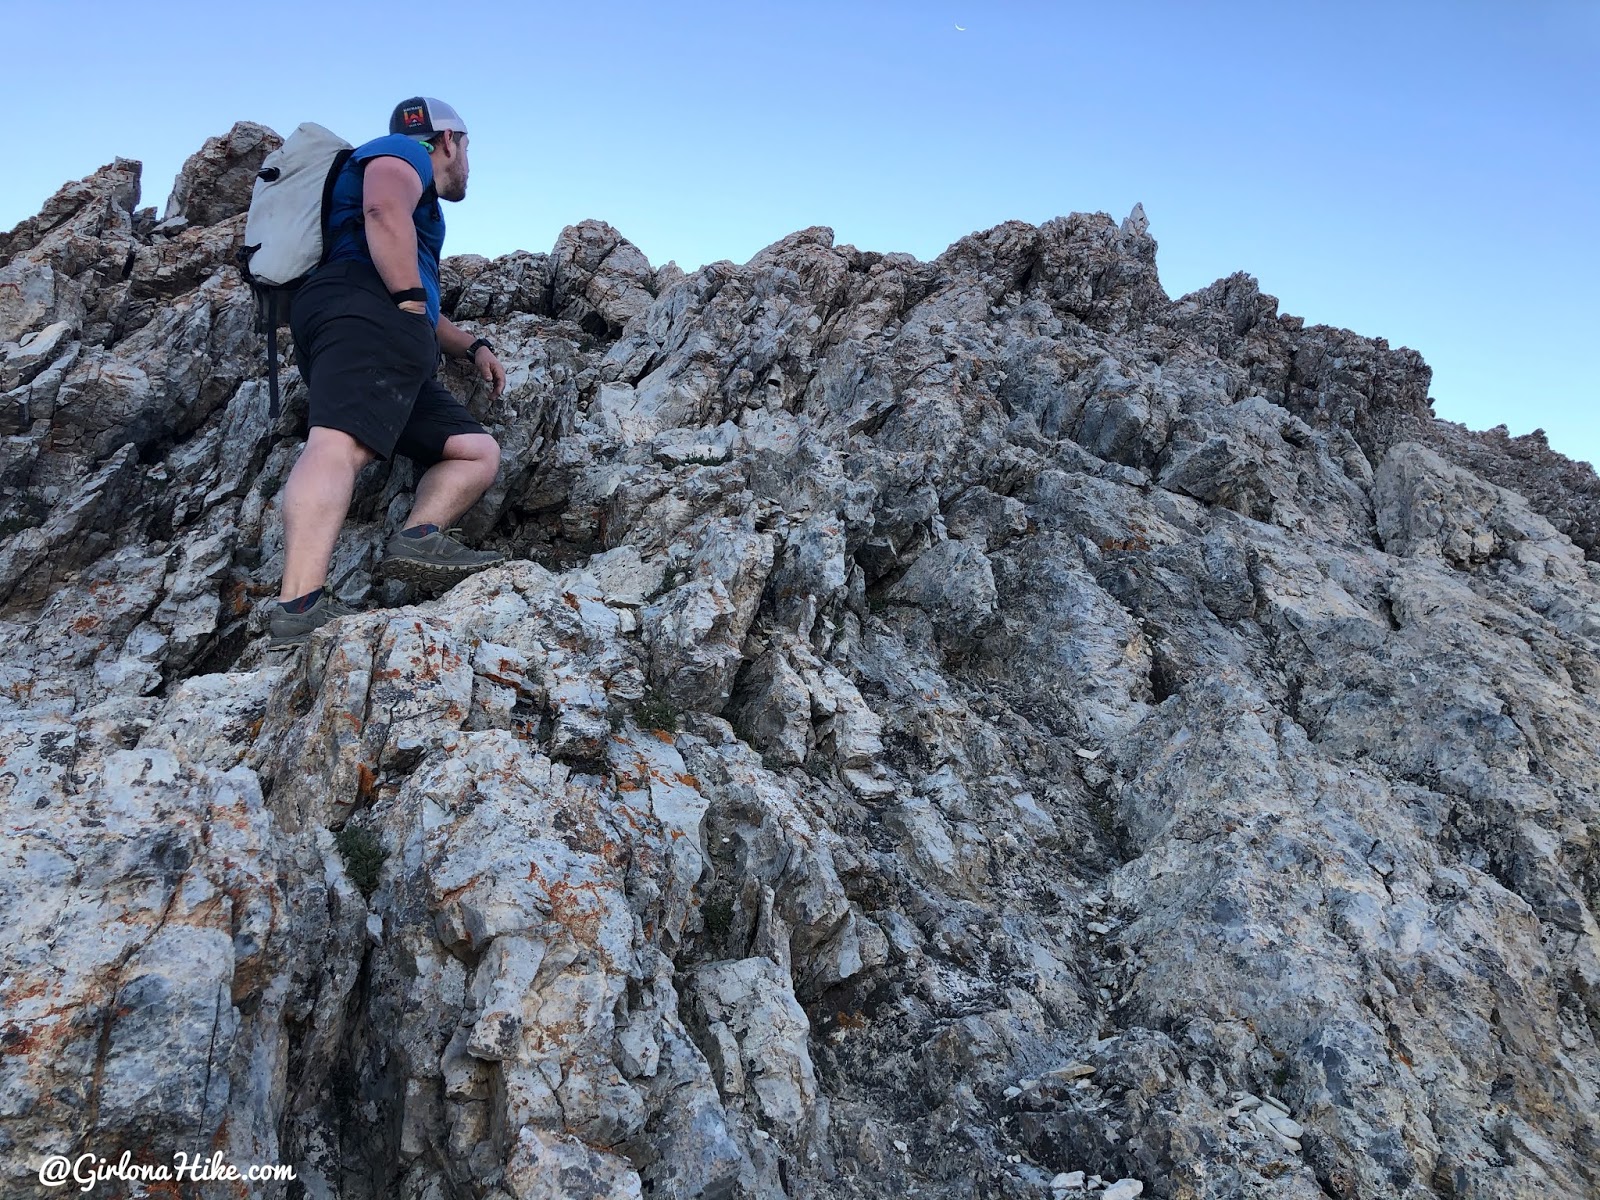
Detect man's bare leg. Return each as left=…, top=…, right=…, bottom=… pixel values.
left=278, top=426, right=376, bottom=602
left=402, top=433, right=501, bottom=530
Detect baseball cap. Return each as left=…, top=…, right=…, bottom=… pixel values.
left=390, top=97, right=468, bottom=140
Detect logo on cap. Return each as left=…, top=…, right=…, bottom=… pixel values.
left=401, top=105, right=427, bottom=129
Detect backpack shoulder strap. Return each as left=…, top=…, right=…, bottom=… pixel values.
left=318, top=147, right=357, bottom=264
left=265, top=291, right=282, bottom=421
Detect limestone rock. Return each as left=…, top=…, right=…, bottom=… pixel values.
left=163, top=120, right=283, bottom=227
left=1426, top=418, right=1600, bottom=558
left=3, top=124, right=1599, bottom=1200
left=550, top=219, right=658, bottom=338
left=685, top=957, right=820, bottom=1142
left=1375, top=439, right=1585, bottom=574
left=888, top=537, right=1000, bottom=655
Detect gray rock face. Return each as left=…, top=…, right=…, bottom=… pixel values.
left=2, top=131, right=1598, bottom=1200
left=163, top=120, right=283, bottom=228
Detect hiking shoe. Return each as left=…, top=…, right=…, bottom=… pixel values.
left=380, top=527, right=505, bottom=588
left=268, top=593, right=359, bottom=648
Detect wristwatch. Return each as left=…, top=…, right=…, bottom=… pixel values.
left=466, top=337, right=495, bottom=360
left=390, top=287, right=427, bottom=305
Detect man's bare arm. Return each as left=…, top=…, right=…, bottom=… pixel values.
left=361, top=157, right=425, bottom=302
left=436, top=315, right=475, bottom=358
left=436, top=315, right=506, bottom=399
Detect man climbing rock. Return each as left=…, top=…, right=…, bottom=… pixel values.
left=270, top=96, right=507, bottom=647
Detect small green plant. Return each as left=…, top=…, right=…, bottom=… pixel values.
left=635, top=687, right=680, bottom=732
left=0, top=494, right=48, bottom=539
left=866, top=594, right=889, bottom=615
left=327, top=1048, right=360, bottom=1125
left=701, top=894, right=735, bottom=940
left=725, top=711, right=757, bottom=749
left=334, top=825, right=388, bottom=899
left=647, top=564, right=686, bottom=602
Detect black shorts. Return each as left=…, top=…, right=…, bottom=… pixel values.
left=289, top=259, right=487, bottom=466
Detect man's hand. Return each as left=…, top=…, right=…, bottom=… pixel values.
left=474, top=345, right=506, bottom=399
left=434, top=316, right=502, bottom=396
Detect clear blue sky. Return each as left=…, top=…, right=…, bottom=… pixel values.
left=8, top=1, right=1596, bottom=469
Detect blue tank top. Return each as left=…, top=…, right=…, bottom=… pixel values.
left=323, top=134, right=446, bottom=324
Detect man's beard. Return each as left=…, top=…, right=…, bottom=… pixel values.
left=440, top=168, right=467, bottom=202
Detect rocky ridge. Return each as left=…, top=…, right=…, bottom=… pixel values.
left=2, top=121, right=1598, bottom=1200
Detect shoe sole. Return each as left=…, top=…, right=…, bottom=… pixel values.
left=381, top=555, right=505, bottom=588
left=267, top=611, right=358, bottom=649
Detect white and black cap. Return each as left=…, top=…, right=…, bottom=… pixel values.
left=390, top=97, right=468, bottom=141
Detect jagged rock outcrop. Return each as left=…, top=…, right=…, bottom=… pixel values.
left=3, top=123, right=1598, bottom=1200
left=162, top=121, right=282, bottom=230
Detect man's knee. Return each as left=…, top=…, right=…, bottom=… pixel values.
left=443, top=432, right=500, bottom=477
left=306, top=424, right=378, bottom=470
